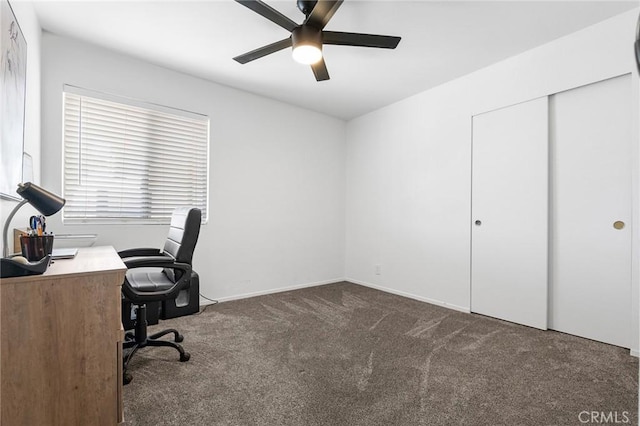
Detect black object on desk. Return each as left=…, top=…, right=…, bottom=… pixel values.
left=0, top=255, right=51, bottom=278
left=2, top=182, right=65, bottom=258
left=20, top=235, right=54, bottom=261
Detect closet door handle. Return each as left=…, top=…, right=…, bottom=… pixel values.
left=475, top=220, right=482, bottom=226
left=613, top=221, right=625, bottom=230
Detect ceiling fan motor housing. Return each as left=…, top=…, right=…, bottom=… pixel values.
left=292, top=25, right=322, bottom=50
left=297, top=0, right=318, bottom=17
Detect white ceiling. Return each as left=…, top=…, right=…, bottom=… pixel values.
left=33, top=0, right=638, bottom=120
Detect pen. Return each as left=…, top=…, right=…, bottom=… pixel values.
left=29, top=216, right=37, bottom=235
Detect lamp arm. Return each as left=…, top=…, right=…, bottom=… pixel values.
left=3, top=199, right=28, bottom=258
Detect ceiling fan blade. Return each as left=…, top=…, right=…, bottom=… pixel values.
left=304, top=0, right=343, bottom=30
left=233, top=38, right=292, bottom=64
left=236, top=0, right=298, bottom=32
left=311, top=58, right=330, bottom=81
left=323, top=31, right=401, bottom=49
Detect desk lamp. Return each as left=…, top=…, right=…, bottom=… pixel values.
left=2, top=182, right=65, bottom=258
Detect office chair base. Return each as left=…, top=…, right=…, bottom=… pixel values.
left=124, top=329, right=183, bottom=342
left=122, top=306, right=190, bottom=385
left=122, top=337, right=191, bottom=384
left=124, top=371, right=133, bottom=385
left=149, top=327, right=184, bottom=343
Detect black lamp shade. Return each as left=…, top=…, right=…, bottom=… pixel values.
left=16, top=182, right=66, bottom=216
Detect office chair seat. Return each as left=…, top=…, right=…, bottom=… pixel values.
left=126, top=269, right=175, bottom=293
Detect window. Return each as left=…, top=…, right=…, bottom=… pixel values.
left=62, top=86, right=208, bottom=224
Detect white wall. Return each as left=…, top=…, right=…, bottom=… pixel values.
left=345, top=10, right=640, bottom=352
left=40, top=33, right=346, bottom=301
left=1, top=2, right=41, bottom=252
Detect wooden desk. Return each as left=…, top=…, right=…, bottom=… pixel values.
left=1, top=246, right=126, bottom=425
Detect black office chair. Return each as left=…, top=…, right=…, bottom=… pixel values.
left=119, top=207, right=201, bottom=384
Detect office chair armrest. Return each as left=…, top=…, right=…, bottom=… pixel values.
left=123, top=256, right=187, bottom=270
left=118, top=248, right=164, bottom=259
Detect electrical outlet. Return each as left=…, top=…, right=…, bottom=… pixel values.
left=375, top=265, right=381, bottom=275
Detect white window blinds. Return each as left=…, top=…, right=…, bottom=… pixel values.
left=62, top=87, right=209, bottom=224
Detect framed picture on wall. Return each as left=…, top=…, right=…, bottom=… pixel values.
left=1, top=0, right=27, bottom=200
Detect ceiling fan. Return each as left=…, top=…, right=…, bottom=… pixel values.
left=233, top=0, right=401, bottom=81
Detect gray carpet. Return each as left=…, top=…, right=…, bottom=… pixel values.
left=123, top=282, right=638, bottom=425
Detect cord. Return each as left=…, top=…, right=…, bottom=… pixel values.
left=199, top=293, right=218, bottom=304
left=194, top=293, right=219, bottom=315
left=123, top=343, right=139, bottom=368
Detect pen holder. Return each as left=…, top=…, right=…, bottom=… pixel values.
left=20, top=235, right=54, bottom=262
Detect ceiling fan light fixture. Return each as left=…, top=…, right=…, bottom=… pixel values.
left=291, top=26, right=322, bottom=65
left=292, top=44, right=322, bottom=64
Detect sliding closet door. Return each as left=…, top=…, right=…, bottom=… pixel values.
left=471, top=97, right=548, bottom=330
left=549, top=75, right=632, bottom=348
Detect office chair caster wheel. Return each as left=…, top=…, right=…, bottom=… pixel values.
left=123, top=371, right=133, bottom=385
left=180, top=352, right=190, bottom=362
left=175, top=334, right=184, bottom=343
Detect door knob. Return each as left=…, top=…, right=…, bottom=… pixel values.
left=475, top=220, right=482, bottom=226
left=613, top=221, right=625, bottom=230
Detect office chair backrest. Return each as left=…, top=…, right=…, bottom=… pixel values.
left=163, top=207, right=201, bottom=281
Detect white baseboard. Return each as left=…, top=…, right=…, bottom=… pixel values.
left=630, top=348, right=639, bottom=358
left=345, top=278, right=471, bottom=314
left=203, top=278, right=345, bottom=305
